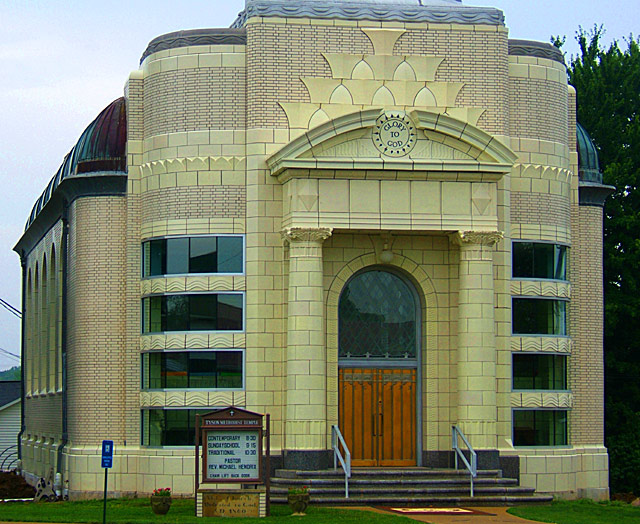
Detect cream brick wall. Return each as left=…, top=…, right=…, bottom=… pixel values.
left=140, top=187, right=245, bottom=226
left=571, top=206, right=606, bottom=445
left=509, top=55, right=569, bottom=146
left=124, top=71, right=145, bottom=452
left=66, top=197, right=127, bottom=446
left=396, top=25, right=509, bottom=134
left=21, top=220, right=64, bottom=480
left=142, top=49, right=246, bottom=138
left=511, top=192, right=570, bottom=230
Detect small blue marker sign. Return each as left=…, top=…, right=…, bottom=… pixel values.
left=101, top=440, right=113, bottom=469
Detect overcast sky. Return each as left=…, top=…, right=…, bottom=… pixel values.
left=0, top=0, right=637, bottom=371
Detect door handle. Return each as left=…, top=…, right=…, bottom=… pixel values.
left=372, top=413, right=376, bottom=436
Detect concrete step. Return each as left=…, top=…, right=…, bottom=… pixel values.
left=271, top=477, right=518, bottom=487
left=270, top=467, right=552, bottom=506
left=271, top=485, right=537, bottom=496
left=275, top=468, right=503, bottom=479
left=270, top=494, right=554, bottom=505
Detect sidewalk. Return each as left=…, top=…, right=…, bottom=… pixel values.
left=339, top=506, right=547, bottom=524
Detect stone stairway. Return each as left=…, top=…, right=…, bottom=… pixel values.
left=270, top=468, right=553, bottom=506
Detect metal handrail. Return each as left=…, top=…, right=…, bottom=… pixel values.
left=452, top=425, right=477, bottom=497
left=331, top=425, right=351, bottom=498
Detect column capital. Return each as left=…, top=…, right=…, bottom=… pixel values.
left=450, top=230, right=503, bottom=247
left=282, top=227, right=333, bottom=244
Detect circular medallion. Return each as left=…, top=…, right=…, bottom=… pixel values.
left=373, top=112, right=416, bottom=157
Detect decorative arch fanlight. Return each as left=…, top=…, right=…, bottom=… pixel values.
left=338, top=268, right=419, bottom=360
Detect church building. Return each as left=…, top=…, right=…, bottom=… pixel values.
left=14, top=0, right=612, bottom=500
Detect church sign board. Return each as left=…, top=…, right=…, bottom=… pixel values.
left=196, top=407, right=264, bottom=484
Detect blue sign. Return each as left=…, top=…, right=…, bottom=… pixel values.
left=101, top=440, right=113, bottom=469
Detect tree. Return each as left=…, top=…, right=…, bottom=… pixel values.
left=567, top=27, right=640, bottom=495
left=0, top=366, right=20, bottom=381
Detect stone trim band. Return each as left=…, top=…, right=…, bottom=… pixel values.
left=140, top=29, right=247, bottom=63
left=508, top=39, right=565, bottom=65
left=232, top=1, right=505, bottom=28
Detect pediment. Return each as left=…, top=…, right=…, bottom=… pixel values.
left=302, top=127, right=477, bottom=161
left=267, top=109, right=517, bottom=181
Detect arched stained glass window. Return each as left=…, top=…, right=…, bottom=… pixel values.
left=339, top=270, right=418, bottom=360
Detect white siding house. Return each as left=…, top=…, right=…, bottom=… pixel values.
left=0, top=381, right=21, bottom=470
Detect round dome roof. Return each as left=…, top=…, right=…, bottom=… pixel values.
left=577, top=123, right=602, bottom=184
left=25, top=97, right=127, bottom=230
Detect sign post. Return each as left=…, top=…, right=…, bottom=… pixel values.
left=101, top=440, right=113, bottom=524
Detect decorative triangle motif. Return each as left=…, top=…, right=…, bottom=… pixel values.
left=298, top=194, right=318, bottom=211
left=472, top=185, right=492, bottom=215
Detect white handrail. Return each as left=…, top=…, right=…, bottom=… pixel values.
left=452, top=425, right=477, bottom=497
left=331, top=425, right=351, bottom=498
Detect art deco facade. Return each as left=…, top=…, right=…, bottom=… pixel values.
left=14, top=0, right=612, bottom=499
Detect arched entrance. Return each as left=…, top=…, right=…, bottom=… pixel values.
left=338, top=268, right=420, bottom=467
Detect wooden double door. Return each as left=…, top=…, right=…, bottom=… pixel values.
left=338, top=367, right=417, bottom=467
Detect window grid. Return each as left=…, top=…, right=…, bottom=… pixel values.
left=141, top=408, right=212, bottom=447
left=512, top=297, right=568, bottom=336
left=512, top=353, right=568, bottom=391
left=512, top=241, right=568, bottom=281
left=512, top=409, right=568, bottom=446
left=141, top=293, right=244, bottom=333
left=141, top=350, right=244, bottom=390
left=142, top=235, right=244, bottom=278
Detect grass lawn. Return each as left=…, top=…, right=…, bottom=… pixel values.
left=0, top=498, right=413, bottom=524
left=509, top=499, right=640, bottom=524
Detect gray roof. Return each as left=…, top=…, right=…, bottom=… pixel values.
left=0, top=381, right=20, bottom=409
left=232, top=0, right=504, bottom=27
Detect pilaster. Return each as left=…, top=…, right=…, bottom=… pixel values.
left=451, top=230, right=502, bottom=449
left=282, top=227, right=333, bottom=458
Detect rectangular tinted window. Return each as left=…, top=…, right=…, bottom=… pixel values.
left=164, top=295, right=189, bottom=332
left=142, top=409, right=163, bottom=446
left=164, top=352, right=189, bottom=389
left=189, top=353, right=219, bottom=389
left=190, top=294, right=218, bottom=330
left=513, top=242, right=567, bottom=280
left=190, top=237, right=217, bottom=273
left=145, top=239, right=166, bottom=277
left=532, top=243, right=554, bottom=278
left=513, top=410, right=568, bottom=446
left=144, top=352, right=163, bottom=389
left=216, top=351, right=243, bottom=388
left=513, top=298, right=567, bottom=335
left=142, top=236, right=244, bottom=277
left=142, top=294, right=243, bottom=332
left=142, top=409, right=211, bottom=446
left=142, top=351, right=243, bottom=389
left=147, top=296, right=163, bottom=333
left=217, top=294, right=243, bottom=330
left=166, top=238, right=189, bottom=274
left=164, top=410, right=190, bottom=446
left=217, top=237, right=243, bottom=273
left=554, top=247, right=567, bottom=280
left=513, top=354, right=567, bottom=390
left=513, top=242, right=533, bottom=277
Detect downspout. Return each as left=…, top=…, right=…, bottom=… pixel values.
left=56, top=202, right=69, bottom=477
left=17, top=253, right=27, bottom=462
